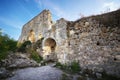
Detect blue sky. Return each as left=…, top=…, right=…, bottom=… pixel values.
left=0, top=0, right=120, bottom=40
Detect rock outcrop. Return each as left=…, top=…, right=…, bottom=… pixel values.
left=0, top=68, right=13, bottom=79
left=1, top=53, right=38, bottom=69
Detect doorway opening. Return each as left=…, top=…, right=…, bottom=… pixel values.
left=43, top=38, right=56, bottom=54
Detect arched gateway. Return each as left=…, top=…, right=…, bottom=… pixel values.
left=42, top=38, right=56, bottom=58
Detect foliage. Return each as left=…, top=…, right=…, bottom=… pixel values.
left=60, top=73, right=72, bottom=80
left=55, top=62, right=68, bottom=70
left=17, top=41, right=32, bottom=52
left=17, top=42, right=22, bottom=48
left=0, top=29, right=17, bottom=61
left=70, top=61, right=81, bottom=73
left=17, top=39, right=43, bottom=63
left=30, top=50, right=43, bottom=63
left=0, top=52, right=9, bottom=62
left=55, top=61, right=81, bottom=74
left=32, top=37, right=44, bottom=50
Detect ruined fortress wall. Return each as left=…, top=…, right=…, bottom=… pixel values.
left=64, top=10, right=120, bottom=75
left=18, top=10, right=53, bottom=43
left=54, top=18, right=69, bottom=63
left=18, top=10, right=69, bottom=61
left=19, top=9, right=120, bottom=76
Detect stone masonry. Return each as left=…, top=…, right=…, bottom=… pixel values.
left=18, top=9, right=120, bottom=76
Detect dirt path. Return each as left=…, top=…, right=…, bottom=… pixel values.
left=7, top=66, right=63, bottom=80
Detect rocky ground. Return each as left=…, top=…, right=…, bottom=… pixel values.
left=0, top=53, right=120, bottom=80
left=2, top=65, right=119, bottom=80
left=0, top=53, right=64, bottom=80
left=0, top=53, right=38, bottom=69
left=6, top=66, right=63, bottom=80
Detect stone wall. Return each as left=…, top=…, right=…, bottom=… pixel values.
left=18, top=10, right=69, bottom=62
left=65, top=17, right=120, bottom=76
left=18, top=10, right=53, bottom=43
left=18, top=9, right=120, bottom=76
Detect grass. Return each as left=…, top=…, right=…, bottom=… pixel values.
left=60, top=73, right=72, bottom=80
left=70, top=61, right=81, bottom=73
left=55, top=61, right=81, bottom=74
left=30, top=50, right=43, bottom=63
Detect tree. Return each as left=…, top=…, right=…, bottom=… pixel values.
left=0, top=28, right=17, bottom=61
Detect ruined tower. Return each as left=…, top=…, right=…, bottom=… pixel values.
left=18, top=10, right=69, bottom=63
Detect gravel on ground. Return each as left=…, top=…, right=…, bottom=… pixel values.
left=7, top=66, right=63, bottom=80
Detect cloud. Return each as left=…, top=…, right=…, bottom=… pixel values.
left=102, top=1, right=120, bottom=11
left=34, top=0, right=73, bottom=20
left=0, top=17, right=23, bottom=29
left=34, top=0, right=44, bottom=9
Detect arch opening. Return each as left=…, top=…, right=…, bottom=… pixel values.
left=43, top=38, right=56, bottom=55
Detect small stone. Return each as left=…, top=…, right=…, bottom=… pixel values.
left=0, top=68, right=12, bottom=79
left=96, top=72, right=102, bottom=79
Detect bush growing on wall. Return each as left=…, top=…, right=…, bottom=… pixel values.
left=55, top=61, right=81, bottom=74
left=17, top=41, right=32, bottom=53
left=30, top=50, right=43, bottom=63
left=70, top=61, right=81, bottom=73
left=32, top=37, right=44, bottom=50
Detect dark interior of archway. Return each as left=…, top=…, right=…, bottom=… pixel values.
left=44, top=38, right=56, bottom=52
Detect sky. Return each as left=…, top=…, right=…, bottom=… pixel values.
left=0, top=0, right=120, bottom=40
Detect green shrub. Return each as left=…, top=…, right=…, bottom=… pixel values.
left=30, top=50, right=43, bottom=63
left=60, top=73, right=72, bottom=80
left=70, top=61, right=81, bottom=73
left=0, top=29, right=17, bottom=61
left=55, top=61, right=81, bottom=74
left=55, top=62, right=68, bottom=70
left=55, top=62, right=63, bottom=67
left=17, top=41, right=31, bottom=52
left=0, top=52, right=8, bottom=61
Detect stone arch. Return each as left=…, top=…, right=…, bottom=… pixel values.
left=42, top=38, right=56, bottom=55
left=28, top=29, right=35, bottom=42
